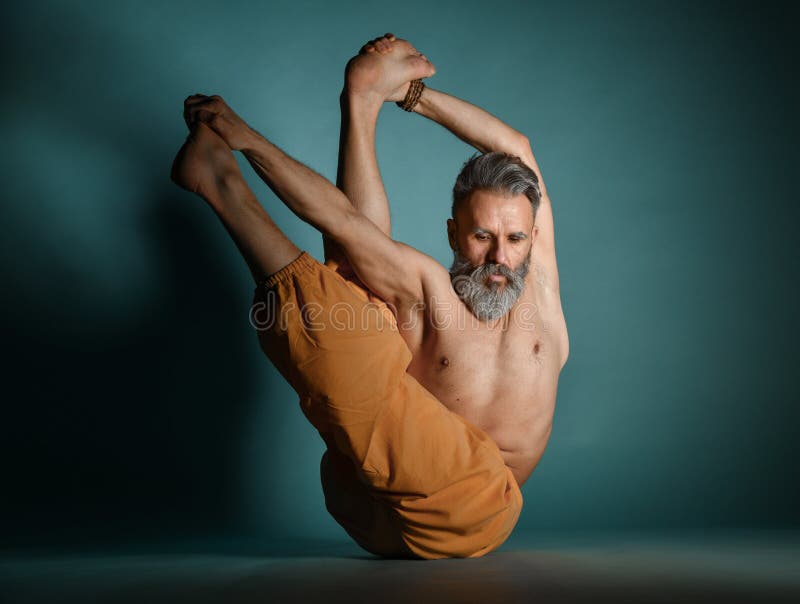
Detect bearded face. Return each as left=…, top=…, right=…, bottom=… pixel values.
left=449, top=250, right=530, bottom=321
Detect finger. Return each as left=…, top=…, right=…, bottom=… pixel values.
left=185, top=102, right=218, bottom=121
left=183, top=99, right=207, bottom=127
left=184, top=98, right=218, bottom=113
left=184, top=94, right=211, bottom=108
left=406, top=55, right=436, bottom=80
left=194, top=109, right=215, bottom=124
left=423, top=57, right=436, bottom=77
left=185, top=108, right=216, bottom=132
left=186, top=93, right=222, bottom=104
left=185, top=100, right=220, bottom=125
left=184, top=93, right=208, bottom=102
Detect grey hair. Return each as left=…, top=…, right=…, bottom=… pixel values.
left=452, top=152, right=541, bottom=217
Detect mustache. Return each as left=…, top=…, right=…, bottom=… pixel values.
left=449, top=255, right=528, bottom=283
left=469, top=262, right=516, bottom=280
left=449, top=252, right=530, bottom=321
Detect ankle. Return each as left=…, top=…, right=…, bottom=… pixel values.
left=341, top=89, right=382, bottom=120
left=201, top=167, right=245, bottom=208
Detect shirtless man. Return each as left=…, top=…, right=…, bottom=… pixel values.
left=171, top=34, right=568, bottom=559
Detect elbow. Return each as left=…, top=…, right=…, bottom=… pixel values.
left=324, top=203, right=361, bottom=243
left=513, top=134, right=532, bottom=159
left=511, top=134, right=540, bottom=184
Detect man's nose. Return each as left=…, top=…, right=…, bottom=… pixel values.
left=488, top=240, right=509, bottom=267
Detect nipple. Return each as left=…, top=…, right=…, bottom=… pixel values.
left=441, top=357, right=450, bottom=367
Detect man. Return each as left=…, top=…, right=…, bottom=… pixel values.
left=171, top=34, right=568, bottom=559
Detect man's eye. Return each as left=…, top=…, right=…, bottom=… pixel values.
left=476, top=234, right=490, bottom=241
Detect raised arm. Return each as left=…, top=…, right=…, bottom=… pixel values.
left=340, top=36, right=560, bottom=289
left=411, top=85, right=560, bottom=289
left=413, top=88, right=547, bottom=196
left=325, top=34, right=435, bottom=268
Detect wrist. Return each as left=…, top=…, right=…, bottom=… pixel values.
left=411, top=85, right=435, bottom=117
left=239, top=126, right=265, bottom=154
left=396, top=80, right=425, bottom=112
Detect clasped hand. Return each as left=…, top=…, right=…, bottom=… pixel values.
left=345, top=33, right=435, bottom=103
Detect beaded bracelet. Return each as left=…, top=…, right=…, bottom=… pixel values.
left=396, top=79, right=425, bottom=112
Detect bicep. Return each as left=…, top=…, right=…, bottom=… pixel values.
left=516, top=143, right=561, bottom=290
left=531, top=194, right=560, bottom=290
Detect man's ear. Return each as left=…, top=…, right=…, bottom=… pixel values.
left=447, top=218, right=457, bottom=251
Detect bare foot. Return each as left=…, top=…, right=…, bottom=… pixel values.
left=170, top=122, right=242, bottom=203
left=360, top=32, right=397, bottom=55
left=346, top=34, right=435, bottom=102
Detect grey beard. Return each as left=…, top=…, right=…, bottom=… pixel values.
left=449, top=251, right=530, bottom=321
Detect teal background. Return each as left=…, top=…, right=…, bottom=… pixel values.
left=1, top=0, right=797, bottom=549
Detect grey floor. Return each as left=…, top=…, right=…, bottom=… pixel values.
left=2, top=530, right=798, bottom=603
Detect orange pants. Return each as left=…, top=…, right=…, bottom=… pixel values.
left=251, top=252, right=523, bottom=559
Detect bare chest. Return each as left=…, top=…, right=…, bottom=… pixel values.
left=402, top=287, right=565, bottom=464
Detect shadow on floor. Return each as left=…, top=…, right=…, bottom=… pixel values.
left=2, top=531, right=799, bottom=603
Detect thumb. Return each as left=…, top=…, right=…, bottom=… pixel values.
left=407, top=55, right=436, bottom=80
left=419, top=54, right=436, bottom=77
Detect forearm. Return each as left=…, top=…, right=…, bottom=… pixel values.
left=240, top=130, right=355, bottom=238
left=413, top=87, right=546, bottom=194
left=336, top=92, right=391, bottom=235
left=413, top=86, right=526, bottom=153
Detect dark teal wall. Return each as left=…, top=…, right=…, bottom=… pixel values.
left=2, top=0, right=797, bottom=547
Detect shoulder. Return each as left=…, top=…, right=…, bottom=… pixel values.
left=395, top=243, right=452, bottom=301
left=379, top=243, right=449, bottom=308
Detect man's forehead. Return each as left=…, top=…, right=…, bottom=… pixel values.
left=456, top=190, right=534, bottom=227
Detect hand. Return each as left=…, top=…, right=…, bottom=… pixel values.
left=345, top=33, right=435, bottom=104
left=183, top=94, right=255, bottom=151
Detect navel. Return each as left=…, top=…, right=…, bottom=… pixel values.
left=533, top=342, right=541, bottom=355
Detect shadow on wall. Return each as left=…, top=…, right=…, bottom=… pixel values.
left=2, top=187, right=279, bottom=547
left=0, top=3, right=305, bottom=548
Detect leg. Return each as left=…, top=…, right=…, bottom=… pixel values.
left=251, top=252, right=409, bottom=462
left=320, top=443, right=414, bottom=558
left=171, top=122, right=300, bottom=282
left=250, top=252, right=522, bottom=560
left=172, top=124, right=413, bottom=557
